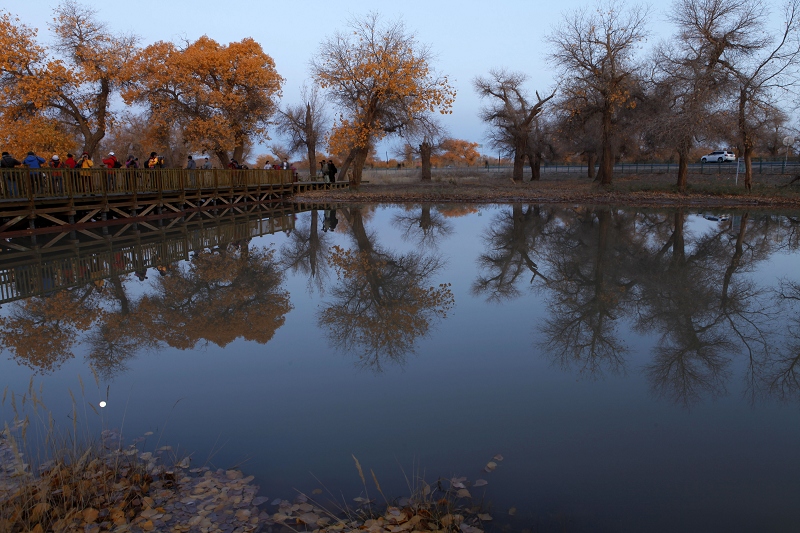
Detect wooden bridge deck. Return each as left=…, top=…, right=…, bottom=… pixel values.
left=0, top=168, right=346, bottom=237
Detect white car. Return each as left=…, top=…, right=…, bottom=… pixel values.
left=701, top=150, right=736, bottom=163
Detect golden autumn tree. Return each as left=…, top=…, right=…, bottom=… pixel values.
left=125, top=36, right=283, bottom=165
left=312, top=13, right=456, bottom=188
left=0, top=2, right=138, bottom=158
left=431, top=138, right=482, bottom=167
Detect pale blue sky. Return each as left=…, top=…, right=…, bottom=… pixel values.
left=6, top=0, right=676, bottom=155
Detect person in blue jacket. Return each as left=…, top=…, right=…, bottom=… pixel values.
left=22, top=151, right=46, bottom=193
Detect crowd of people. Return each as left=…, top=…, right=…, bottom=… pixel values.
left=1, top=149, right=339, bottom=196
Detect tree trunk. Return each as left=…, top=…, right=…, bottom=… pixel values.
left=215, top=150, right=229, bottom=168
left=420, top=141, right=432, bottom=181
left=305, top=103, right=317, bottom=179
left=350, top=146, right=369, bottom=190
left=337, top=149, right=357, bottom=188
left=743, top=145, right=753, bottom=192
left=676, top=149, right=689, bottom=192
left=598, top=107, right=614, bottom=185
left=512, top=136, right=526, bottom=182
left=529, top=152, right=542, bottom=181
left=587, top=151, right=596, bottom=180
left=738, top=87, right=753, bottom=192
left=232, top=144, right=245, bottom=165
left=306, top=143, right=316, bottom=181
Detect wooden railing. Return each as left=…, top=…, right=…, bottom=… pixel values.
left=0, top=168, right=294, bottom=201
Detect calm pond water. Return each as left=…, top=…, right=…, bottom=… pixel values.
left=1, top=204, right=799, bottom=532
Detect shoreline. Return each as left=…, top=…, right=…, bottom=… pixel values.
left=292, top=175, right=800, bottom=209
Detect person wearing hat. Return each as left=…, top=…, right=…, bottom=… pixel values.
left=64, top=153, right=77, bottom=169
left=49, top=154, right=65, bottom=194
left=102, top=151, right=118, bottom=169
left=102, top=151, right=119, bottom=190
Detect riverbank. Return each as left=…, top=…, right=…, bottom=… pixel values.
left=293, top=173, right=800, bottom=208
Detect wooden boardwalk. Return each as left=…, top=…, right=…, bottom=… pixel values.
left=0, top=168, right=346, bottom=237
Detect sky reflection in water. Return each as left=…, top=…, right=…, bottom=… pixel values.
left=1, top=204, right=799, bottom=533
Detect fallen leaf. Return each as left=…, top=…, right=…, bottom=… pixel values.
left=82, top=508, right=99, bottom=524
left=312, top=488, right=323, bottom=495
left=477, top=514, right=492, bottom=521
left=493, top=454, right=504, bottom=461
left=456, top=489, right=471, bottom=498
left=508, top=507, right=517, bottom=516
left=473, top=479, right=488, bottom=487
left=484, top=461, right=497, bottom=472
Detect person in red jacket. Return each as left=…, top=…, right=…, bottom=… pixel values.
left=64, top=153, right=77, bottom=168
left=101, top=151, right=118, bottom=190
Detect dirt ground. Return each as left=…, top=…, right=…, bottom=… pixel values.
left=293, top=171, right=800, bottom=209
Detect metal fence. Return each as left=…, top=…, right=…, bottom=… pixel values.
left=361, top=159, right=800, bottom=179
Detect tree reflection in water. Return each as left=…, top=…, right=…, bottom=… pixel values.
left=0, top=287, right=100, bottom=372
left=472, top=205, right=800, bottom=406
left=539, top=208, right=636, bottom=377
left=472, top=204, right=552, bottom=302
left=0, top=243, right=292, bottom=376
left=767, top=279, right=800, bottom=402
left=392, top=203, right=453, bottom=249
left=318, top=206, right=454, bottom=371
left=280, top=210, right=334, bottom=295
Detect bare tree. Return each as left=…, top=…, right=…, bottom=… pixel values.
left=398, top=116, right=447, bottom=181
left=275, top=84, right=328, bottom=179
left=547, top=0, right=650, bottom=185
left=674, top=0, right=800, bottom=190
left=474, top=69, right=555, bottom=182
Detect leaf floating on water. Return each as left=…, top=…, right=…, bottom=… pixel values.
left=177, top=457, right=190, bottom=469
left=312, top=488, right=323, bottom=495
left=473, top=479, right=488, bottom=487
left=451, top=481, right=466, bottom=489
left=508, top=507, right=517, bottom=516
left=158, top=446, right=172, bottom=452
left=456, top=488, right=471, bottom=498
left=252, top=497, right=269, bottom=506
left=477, top=514, right=493, bottom=521
left=271, top=498, right=283, bottom=506
left=484, top=461, right=497, bottom=472
left=493, top=454, right=504, bottom=462
left=144, top=431, right=154, bottom=436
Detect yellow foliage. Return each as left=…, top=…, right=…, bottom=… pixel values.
left=313, top=14, right=455, bottom=167
left=125, top=36, right=284, bottom=159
